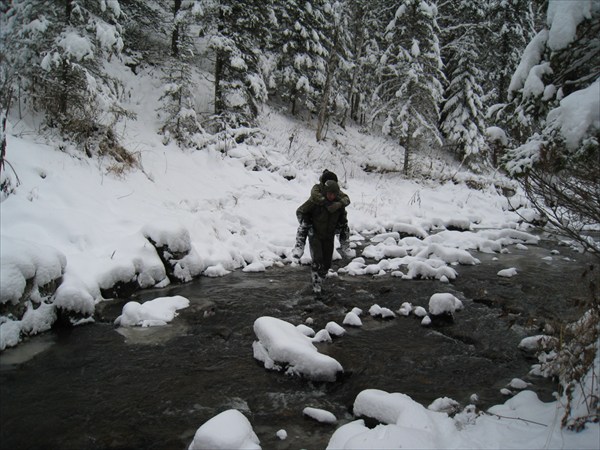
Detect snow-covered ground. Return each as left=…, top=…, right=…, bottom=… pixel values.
left=1, top=63, right=598, bottom=448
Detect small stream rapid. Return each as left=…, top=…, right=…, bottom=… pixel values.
left=0, top=234, right=596, bottom=450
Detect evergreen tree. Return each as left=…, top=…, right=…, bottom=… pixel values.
left=316, top=1, right=353, bottom=141
left=439, top=0, right=489, bottom=171
left=504, top=1, right=599, bottom=254
left=158, top=1, right=205, bottom=147
left=2, top=0, right=128, bottom=147
left=272, top=0, right=330, bottom=116
left=198, top=0, right=273, bottom=127
left=373, top=0, right=445, bottom=175
left=484, top=0, right=535, bottom=105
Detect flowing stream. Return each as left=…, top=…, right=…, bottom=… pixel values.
left=1, top=234, right=596, bottom=450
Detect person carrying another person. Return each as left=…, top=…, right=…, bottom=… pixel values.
left=295, top=172, right=351, bottom=294
left=292, top=169, right=351, bottom=261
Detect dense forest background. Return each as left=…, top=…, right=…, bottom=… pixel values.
left=0, top=0, right=598, bottom=245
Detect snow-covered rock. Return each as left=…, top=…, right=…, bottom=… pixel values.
left=252, top=316, right=343, bottom=382
left=188, top=409, right=260, bottom=450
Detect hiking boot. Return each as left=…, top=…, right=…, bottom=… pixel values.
left=311, top=271, right=323, bottom=294
left=292, top=246, right=304, bottom=259
left=340, top=243, right=355, bottom=258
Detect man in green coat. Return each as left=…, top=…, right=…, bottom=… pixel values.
left=292, top=169, right=351, bottom=260
left=296, top=179, right=348, bottom=294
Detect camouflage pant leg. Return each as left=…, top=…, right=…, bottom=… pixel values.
left=293, top=222, right=310, bottom=257
left=336, top=210, right=350, bottom=248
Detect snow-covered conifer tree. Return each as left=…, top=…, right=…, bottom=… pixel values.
left=272, top=0, right=330, bottom=116
left=504, top=1, right=599, bottom=255
left=158, top=1, right=206, bottom=147
left=439, top=0, right=489, bottom=171
left=316, top=1, right=353, bottom=141
left=483, top=0, right=535, bottom=105
left=2, top=0, right=127, bottom=147
left=198, top=0, right=273, bottom=127
left=373, top=0, right=445, bottom=175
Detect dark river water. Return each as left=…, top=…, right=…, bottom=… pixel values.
left=1, top=233, right=597, bottom=450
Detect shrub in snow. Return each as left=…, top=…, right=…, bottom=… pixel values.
left=531, top=308, right=599, bottom=431
left=188, top=409, right=260, bottom=450
left=252, top=316, right=343, bottom=382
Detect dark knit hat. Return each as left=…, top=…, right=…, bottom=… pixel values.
left=324, top=179, right=339, bottom=194
left=320, top=169, right=338, bottom=184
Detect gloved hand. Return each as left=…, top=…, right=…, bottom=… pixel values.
left=327, top=201, right=343, bottom=213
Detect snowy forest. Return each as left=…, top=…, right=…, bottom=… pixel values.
left=0, top=0, right=599, bottom=448
left=0, top=0, right=597, bottom=180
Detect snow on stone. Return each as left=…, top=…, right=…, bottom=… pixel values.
left=242, top=261, right=266, bottom=272
left=421, top=316, right=432, bottom=326
left=428, top=397, right=459, bottom=413
left=329, top=388, right=600, bottom=449
left=518, top=335, right=558, bottom=352
left=428, top=293, right=463, bottom=316
left=369, top=304, right=382, bottom=317
left=397, top=302, right=412, bottom=316
left=188, top=409, right=260, bottom=450
left=351, top=307, right=363, bottom=316
left=252, top=316, right=343, bottom=382
left=114, top=295, right=189, bottom=327
left=312, top=329, right=333, bottom=343
left=405, top=261, right=458, bottom=280
left=368, top=304, right=395, bottom=319
left=415, top=243, right=480, bottom=265
left=325, top=321, right=345, bottom=337
left=276, top=429, right=287, bottom=440
left=303, top=407, right=337, bottom=424
left=0, top=238, right=66, bottom=305
left=509, top=378, right=530, bottom=390
left=204, top=264, right=231, bottom=277
left=414, top=306, right=427, bottom=317
left=497, top=267, right=518, bottom=277
left=343, top=312, right=362, bottom=327
left=391, top=223, right=428, bottom=239
left=296, top=324, right=315, bottom=337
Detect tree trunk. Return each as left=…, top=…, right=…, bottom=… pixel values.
left=171, top=0, right=182, bottom=57
left=347, top=33, right=364, bottom=124
left=316, top=30, right=339, bottom=141
left=214, top=51, right=224, bottom=115
left=316, top=53, right=337, bottom=141
left=403, top=126, right=412, bottom=176
left=65, top=0, right=73, bottom=23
